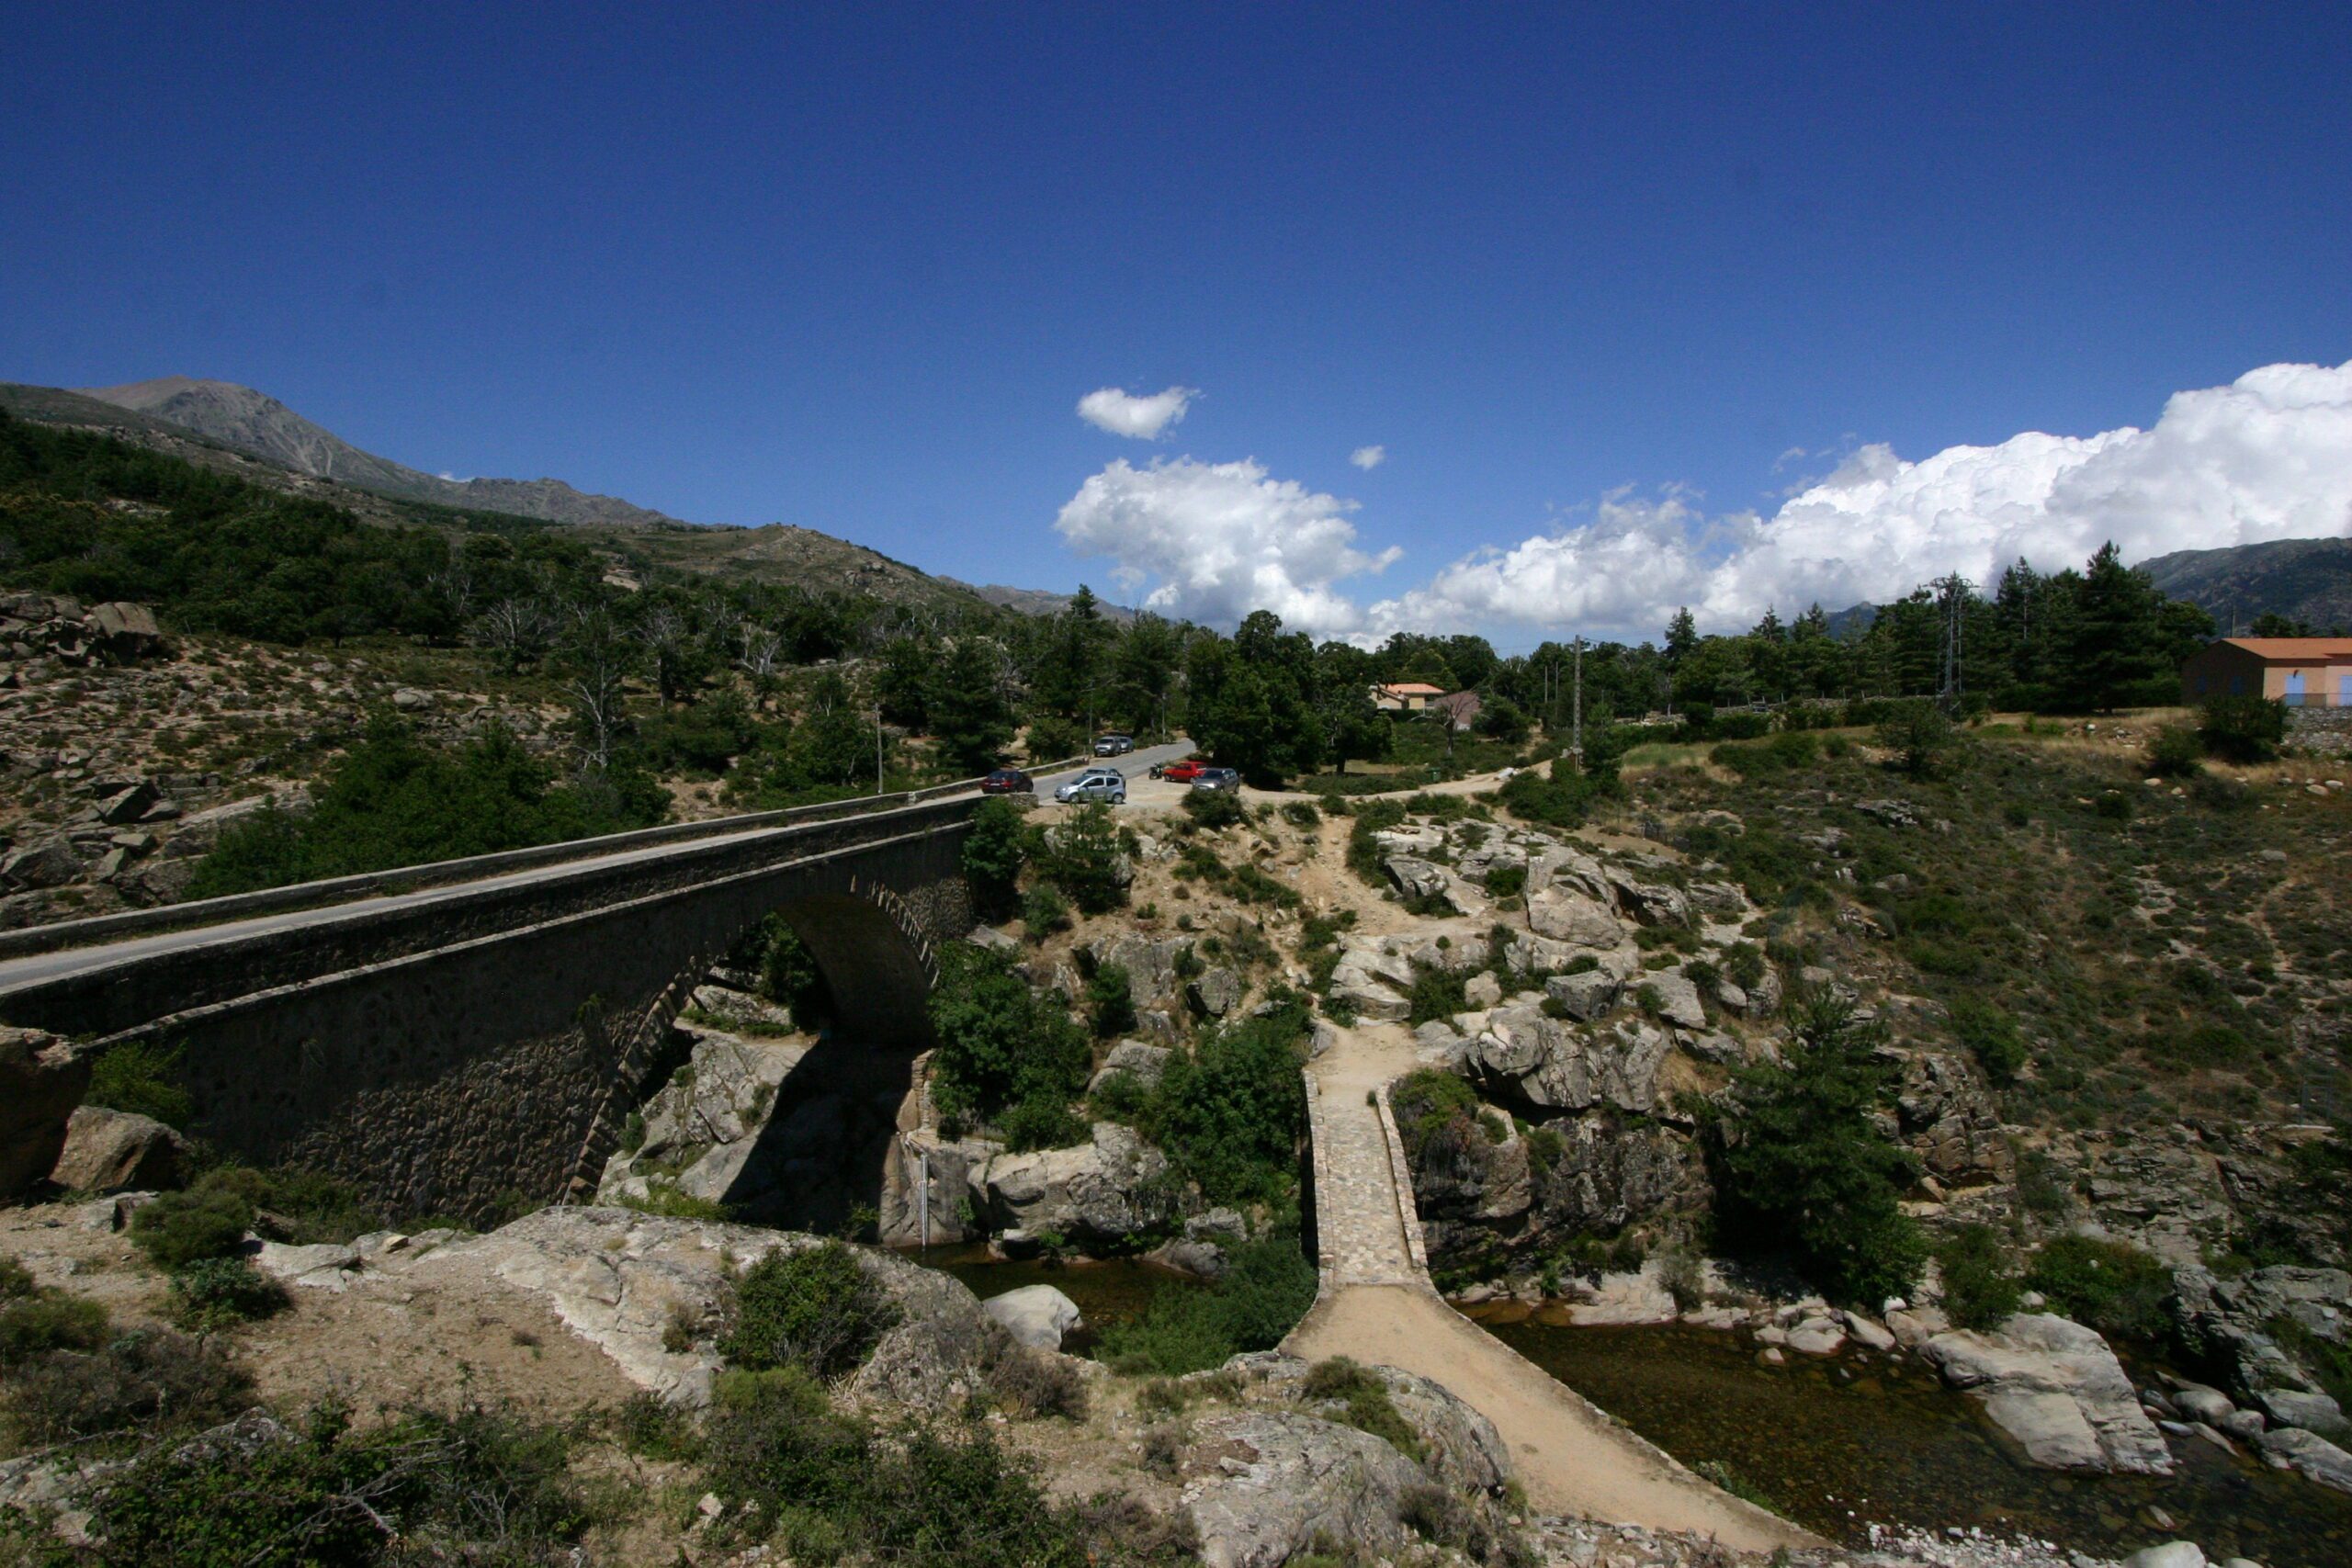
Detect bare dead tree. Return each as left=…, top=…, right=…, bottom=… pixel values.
left=560, top=605, right=636, bottom=769
left=473, top=597, right=555, bottom=672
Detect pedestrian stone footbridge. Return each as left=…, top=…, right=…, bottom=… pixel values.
left=0, top=792, right=988, bottom=1222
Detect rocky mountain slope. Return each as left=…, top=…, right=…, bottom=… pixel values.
left=18, top=378, right=1102, bottom=620
left=2141, top=536, right=2352, bottom=634
left=78, top=377, right=691, bottom=528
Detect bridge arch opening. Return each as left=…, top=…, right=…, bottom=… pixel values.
left=607, top=883, right=948, bottom=1236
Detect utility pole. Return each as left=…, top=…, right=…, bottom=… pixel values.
left=874, top=707, right=885, bottom=795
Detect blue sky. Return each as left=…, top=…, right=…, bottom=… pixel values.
left=4, top=4, right=2348, bottom=644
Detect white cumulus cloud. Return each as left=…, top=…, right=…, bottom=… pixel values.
left=1076, top=385, right=1198, bottom=440
left=1351, top=445, right=1386, bottom=470
left=1370, top=359, right=2352, bottom=641
left=1055, top=457, right=1400, bottom=637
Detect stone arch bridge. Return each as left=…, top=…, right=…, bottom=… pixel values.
left=0, top=795, right=984, bottom=1222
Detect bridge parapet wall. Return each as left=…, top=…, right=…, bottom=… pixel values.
left=0, top=795, right=978, bottom=1043
left=0, top=807, right=978, bottom=1224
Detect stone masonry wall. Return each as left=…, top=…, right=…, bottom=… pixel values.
left=11, top=818, right=973, bottom=1224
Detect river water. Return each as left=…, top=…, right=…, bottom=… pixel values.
left=910, top=1250, right=2352, bottom=1566
left=1474, top=1312, right=2352, bottom=1568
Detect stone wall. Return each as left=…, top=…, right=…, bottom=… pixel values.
left=2290, top=705, right=2352, bottom=759
left=3, top=812, right=976, bottom=1224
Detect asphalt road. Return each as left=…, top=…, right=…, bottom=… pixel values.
left=1028, top=738, right=1196, bottom=803
left=0, top=747, right=1205, bottom=995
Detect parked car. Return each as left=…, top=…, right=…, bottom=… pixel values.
left=1055, top=766, right=1127, bottom=805
left=1189, top=768, right=1241, bottom=793
left=978, top=768, right=1032, bottom=795
left=1093, top=733, right=1135, bottom=756
left=1152, top=758, right=1207, bottom=783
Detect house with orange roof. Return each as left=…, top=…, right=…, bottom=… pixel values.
left=2182, top=637, right=2352, bottom=709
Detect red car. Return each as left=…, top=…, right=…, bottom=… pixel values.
left=978, top=768, right=1033, bottom=795
left=1156, top=759, right=1208, bottom=784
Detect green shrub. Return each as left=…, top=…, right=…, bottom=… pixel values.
left=1000, top=1094, right=1087, bottom=1153
left=0, top=1288, right=111, bottom=1369
left=189, top=716, right=663, bottom=897
left=3, top=1328, right=253, bottom=1449
left=1021, top=881, right=1070, bottom=939
left=1098, top=1233, right=1317, bottom=1377
left=2024, top=1235, right=2175, bottom=1343
left=927, top=943, right=1091, bottom=1130
left=1936, top=1225, right=2022, bottom=1330
left=1153, top=999, right=1310, bottom=1203
left=721, top=1242, right=900, bottom=1380
left=130, top=1187, right=254, bottom=1269
left=85, top=1041, right=194, bottom=1130
left=1405, top=964, right=1468, bottom=1027
left=1949, top=998, right=2027, bottom=1087
left=1183, top=789, right=1247, bottom=829
left=1279, top=798, right=1322, bottom=829
left=2198, top=694, right=2288, bottom=763
left=961, top=796, right=1031, bottom=919
left=1087, top=962, right=1138, bottom=1038
left=2094, top=789, right=2133, bottom=821
left=1391, top=1069, right=1478, bottom=1161
left=1497, top=765, right=1617, bottom=829
left=616, top=1179, right=736, bottom=1222
left=1876, top=701, right=1955, bottom=778
left=81, top=1396, right=593, bottom=1567
left=703, top=1365, right=1094, bottom=1567
left=1484, top=863, right=1527, bottom=897
left=1300, top=1357, right=1422, bottom=1461
left=1699, top=997, right=1924, bottom=1306
left=2145, top=725, right=2203, bottom=777
left=167, top=1258, right=288, bottom=1330
left=1037, top=802, right=1128, bottom=913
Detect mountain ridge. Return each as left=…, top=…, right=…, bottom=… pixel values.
left=78, top=377, right=692, bottom=530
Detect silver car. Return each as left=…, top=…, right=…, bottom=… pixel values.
left=1189, top=767, right=1241, bottom=793
left=1055, top=766, right=1127, bottom=804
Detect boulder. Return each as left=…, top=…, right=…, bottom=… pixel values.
left=1384, top=857, right=1449, bottom=900
left=1468, top=1007, right=1672, bottom=1113
left=253, top=1240, right=363, bottom=1292
left=1087, top=933, right=1189, bottom=1010
left=968, top=1122, right=1172, bottom=1247
left=1921, top=1314, right=2175, bottom=1474
left=1, top=1029, right=89, bottom=1196
left=1544, top=968, right=1622, bottom=1021
left=1896, top=1051, right=2013, bottom=1186
left=1525, top=846, right=1609, bottom=900
left=980, top=1283, right=1082, bottom=1349
left=1527, top=892, right=1624, bottom=948
left=2256, top=1424, right=2352, bottom=1495
left=1236, top=1352, right=1510, bottom=1494
left=1189, top=966, right=1244, bottom=1018
left=1181, top=1409, right=1427, bottom=1568
left=1088, top=1041, right=1172, bottom=1095
left=686, top=985, right=795, bottom=1035
left=94, top=782, right=158, bottom=827
left=405, top=1208, right=998, bottom=1409
left=0, top=837, right=82, bottom=890
left=86, top=603, right=164, bottom=660
left=1640, top=971, right=1707, bottom=1031
left=2254, top=1387, right=2348, bottom=1436
left=599, top=1028, right=814, bottom=1208
left=1463, top=971, right=1502, bottom=1010
left=1606, top=868, right=1690, bottom=927
left=2122, top=1546, right=2206, bottom=1568
left=48, top=1106, right=187, bottom=1193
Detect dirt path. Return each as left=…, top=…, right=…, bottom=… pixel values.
left=1289, top=1013, right=1820, bottom=1551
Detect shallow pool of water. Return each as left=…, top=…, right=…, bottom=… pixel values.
left=1472, top=1314, right=2352, bottom=1568
left=902, top=1245, right=1198, bottom=1353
